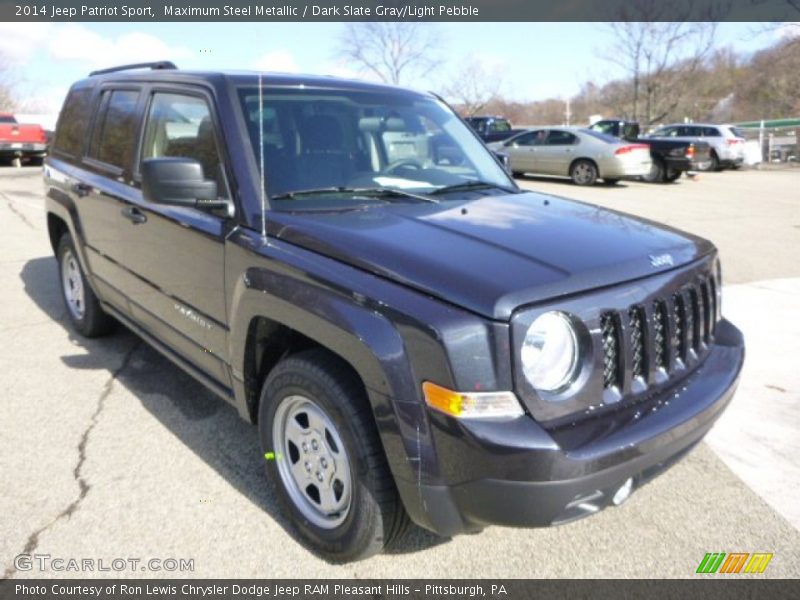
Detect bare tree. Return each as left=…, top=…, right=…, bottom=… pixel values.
left=0, top=53, right=18, bottom=112
left=602, top=1, right=722, bottom=124
left=335, top=23, right=442, bottom=85
left=442, top=57, right=503, bottom=116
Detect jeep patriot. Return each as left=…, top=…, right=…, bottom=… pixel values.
left=44, top=62, right=745, bottom=562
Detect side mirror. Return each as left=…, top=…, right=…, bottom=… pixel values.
left=141, top=157, right=227, bottom=210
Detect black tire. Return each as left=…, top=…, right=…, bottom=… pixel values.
left=697, top=151, right=719, bottom=172
left=664, top=169, right=682, bottom=183
left=603, top=178, right=620, bottom=186
left=641, top=158, right=665, bottom=183
left=56, top=233, right=115, bottom=337
left=259, top=349, right=410, bottom=563
left=511, top=171, right=524, bottom=178
left=570, top=159, right=598, bottom=186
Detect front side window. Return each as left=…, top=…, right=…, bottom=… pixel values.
left=88, top=89, right=140, bottom=169
left=238, top=86, right=514, bottom=210
left=141, top=92, right=228, bottom=197
left=544, top=130, right=578, bottom=145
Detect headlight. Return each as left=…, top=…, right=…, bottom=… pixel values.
left=521, top=311, right=579, bottom=392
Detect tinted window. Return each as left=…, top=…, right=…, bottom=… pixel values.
left=53, top=88, right=92, bottom=157
left=582, top=130, right=618, bottom=144
left=0, top=115, right=16, bottom=124
left=507, top=131, right=544, bottom=146
left=89, top=90, right=140, bottom=169
left=728, top=127, right=746, bottom=139
left=653, top=127, right=676, bottom=137
left=141, top=93, right=227, bottom=197
left=702, top=127, right=721, bottom=137
left=544, top=130, right=578, bottom=145
left=489, top=120, right=511, bottom=133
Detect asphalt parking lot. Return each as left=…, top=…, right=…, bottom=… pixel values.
left=1, top=166, right=798, bottom=579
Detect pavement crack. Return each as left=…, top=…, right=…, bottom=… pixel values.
left=2, top=341, right=141, bottom=579
left=0, top=190, right=36, bottom=230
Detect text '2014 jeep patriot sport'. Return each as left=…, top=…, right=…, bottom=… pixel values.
left=44, top=63, right=745, bottom=563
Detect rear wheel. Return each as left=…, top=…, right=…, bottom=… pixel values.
left=570, top=159, right=598, bottom=186
left=641, top=158, right=665, bottom=183
left=697, top=151, right=719, bottom=172
left=511, top=171, right=524, bottom=178
left=56, top=234, right=114, bottom=337
left=259, top=349, right=409, bottom=562
left=664, top=169, right=682, bottom=183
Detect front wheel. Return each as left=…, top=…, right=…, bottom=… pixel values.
left=56, top=234, right=114, bottom=337
left=570, top=159, right=598, bottom=186
left=259, top=349, right=409, bottom=562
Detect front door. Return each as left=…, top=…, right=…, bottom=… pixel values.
left=536, top=129, right=579, bottom=176
left=503, top=130, right=545, bottom=173
left=118, top=88, right=234, bottom=387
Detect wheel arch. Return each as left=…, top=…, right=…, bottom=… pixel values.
left=569, top=156, right=600, bottom=177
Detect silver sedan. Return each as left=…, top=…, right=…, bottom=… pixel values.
left=489, top=127, right=652, bottom=185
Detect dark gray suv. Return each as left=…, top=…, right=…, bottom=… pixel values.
left=44, top=62, right=745, bottom=562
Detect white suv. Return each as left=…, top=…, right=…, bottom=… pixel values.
left=647, top=123, right=745, bottom=171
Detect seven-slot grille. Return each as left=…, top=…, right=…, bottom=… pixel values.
left=601, top=276, right=717, bottom=391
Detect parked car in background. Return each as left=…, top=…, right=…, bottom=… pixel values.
left=645, top=123, right=745, bottom=171
left=589, top=119, right=711, bottom=183
left=0, top=113, right=49, bottom=166
left=465, top=116, right=526, bottom=143
left=489, top=127, right=652, bottom=185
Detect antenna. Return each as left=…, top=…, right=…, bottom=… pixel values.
left=258, top=72, right=266, bottom=239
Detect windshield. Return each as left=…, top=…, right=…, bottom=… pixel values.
left=238, top=86, right=513, bottom=210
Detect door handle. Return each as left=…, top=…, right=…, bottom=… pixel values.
left=72, top=183, right=92, bottom=197
left=120, top=206, right=147, bottom=225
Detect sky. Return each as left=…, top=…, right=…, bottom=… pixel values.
left=0, top=21, right=790, bottom=118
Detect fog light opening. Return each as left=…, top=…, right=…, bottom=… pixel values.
left=612, top=477, right=634, bottom=506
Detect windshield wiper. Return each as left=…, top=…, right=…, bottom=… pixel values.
left=430, top=180, right=519, bottom=195
left=271, top=186, right=438, bottom=204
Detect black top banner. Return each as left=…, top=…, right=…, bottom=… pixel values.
left=1, top=0, right=799, bottom=21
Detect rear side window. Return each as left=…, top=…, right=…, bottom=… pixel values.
left=88, top=89, right=141, bottom=170
left=53, top=88, right=92, bottom=158
left=544, top=130, right=578, bottom=145
left=702, top=127, right=721, bottom=137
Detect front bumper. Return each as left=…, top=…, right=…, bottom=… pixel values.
left=398, top=318, right=744, bottom=537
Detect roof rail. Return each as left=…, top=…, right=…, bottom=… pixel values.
left=89, top=61, right=177, bottom=77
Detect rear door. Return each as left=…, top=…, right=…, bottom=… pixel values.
left=536, top=129, right=579, bottom=175
left=60, top=85, right=144, bottom=312
left=118, top=86, right=234, bottom=387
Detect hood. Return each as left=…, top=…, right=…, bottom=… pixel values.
left=267, top=192, right=714, bottom=320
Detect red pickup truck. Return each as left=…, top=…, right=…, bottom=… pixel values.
left=0, top=113, right=48, bottom=165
